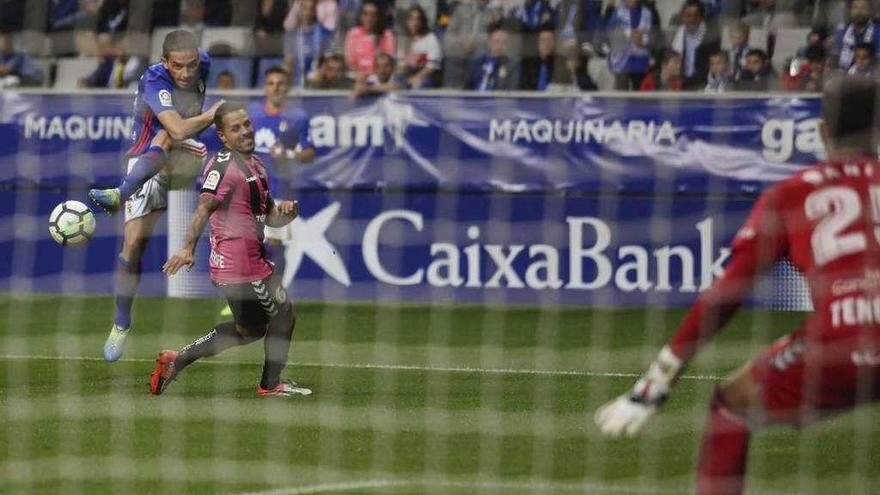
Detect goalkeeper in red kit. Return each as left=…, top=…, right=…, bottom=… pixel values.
left=595, top=77, right=880, bottom=494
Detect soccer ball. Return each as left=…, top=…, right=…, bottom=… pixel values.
left=49, top=200, right=96, bottom=247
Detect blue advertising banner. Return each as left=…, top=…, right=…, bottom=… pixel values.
left=0, top=92, right=819, bottom=307
left=1, top=92, right=820, bottom=192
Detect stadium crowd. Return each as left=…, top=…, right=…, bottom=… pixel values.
left=0, top=0, right=877, bottom=92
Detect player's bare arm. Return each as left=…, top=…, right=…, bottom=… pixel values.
left=156, top=99, right=226, bottom=141
left=163, top=194, right=220, bottom=275
left=265, top=199, right=299, bottom=228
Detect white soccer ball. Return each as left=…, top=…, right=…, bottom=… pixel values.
left=49, top=200, right=96, bottom=247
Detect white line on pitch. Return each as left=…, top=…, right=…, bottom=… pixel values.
left=0, top=354, right=724, bottom=381
left=235, top=477, right=694, bottom=495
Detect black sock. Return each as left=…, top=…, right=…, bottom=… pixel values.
left=174, top=321, right=256, bottom=372
left=259, top=305, right=296, bottom=390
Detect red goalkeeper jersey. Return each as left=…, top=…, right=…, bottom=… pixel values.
left=670, top=158, right=880, bottom=362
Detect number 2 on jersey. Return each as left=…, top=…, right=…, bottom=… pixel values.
left=805, top=185, right=880, bottom=266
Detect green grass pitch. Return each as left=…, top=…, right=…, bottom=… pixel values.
left=1, top=293, right=879, bottom=494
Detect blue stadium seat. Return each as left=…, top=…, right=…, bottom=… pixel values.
left=207, top=57, right=255, bottom=89
left=254, top=57, right=284, bottom=87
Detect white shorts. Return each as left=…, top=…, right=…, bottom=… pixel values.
left=123, top=157, right=169, bottom=223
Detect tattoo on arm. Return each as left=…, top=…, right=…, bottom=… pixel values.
left=184, top=195, right=220, bottom=251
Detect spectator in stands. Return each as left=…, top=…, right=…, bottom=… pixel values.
left=397, top=6, right=442, bottom=89
left=255, top=0, right=288, bottom=56
left=216, top=70, right=236, bottom=89
left=97, top=0, right=130, bottom=34
left=797, top=44, right=830, bottom=92
left=728, top=20, right=751, bottom=82
left=344, top=1, right=395, bottom=78
left=849, top=42, right=878, bottom=77
left=520, top=25, right=557, bottom=91
left=506, top=0, right=557, bottom=33
left=284, top=0, right=335, bottom=88
left=605, top=0, right=655, bottom=90
left=442, top=0, right=504, bottom=89
left=548, top=42, right=598, bottom=91
left=285, top=0, right=339, bottom=34
left=832, top=0, right=880, bottom=71
left=556, top=0, right=604, bottom=47
left=796, top=26, right=829, bottom=58
left=704, top=50, right=731, bottom=92
left=308, top=52, right=354, bottom=89
left=72, top=0, right=103, bottom=56
left=467, top=25, right=519, bottom=91
left=434, top=0, right=456, bottom=36
left=0, top=30, right=43, bottom=88
left=734, top=48, right=777, bottom=91
left=78, top=34, right=146, bottom=89
left=49, top=0, right=80, bottom=32
left=179, top=0, right=207, bottom=34
left=671, top=0, right=720, bottom=90
left=640, top=50, right=683, bottom=91
left=395, top=0, right=436, bottom=32
left=353, top=52, right=404, bottom=96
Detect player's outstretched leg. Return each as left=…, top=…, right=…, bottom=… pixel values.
left=105, top=212, right=162, bottom=362
left=104, top=255, right=140, bottom=361
left=149, top=321, right=260, bottom=395
left=695, top=387, right=752, bottom=495
left=90, top=146, right=167, bottom=215
left=256, top=302, right=311, bottom=397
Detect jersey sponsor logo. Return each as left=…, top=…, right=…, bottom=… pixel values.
left=852, top=350, right=880, bottom=367
left=158, top=89, right=173, bottom=107
left=254, top=127, right=277, bottom=152
left=203, top=170, right=221, bottom=191
left=770, top=336, right=804, bottom=371
left=210, top=249, right=225, bottom=268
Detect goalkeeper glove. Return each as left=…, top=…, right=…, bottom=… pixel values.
left=594, top=345, right=683, bottom=437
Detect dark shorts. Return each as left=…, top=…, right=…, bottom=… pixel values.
left=749, top=328, right=880, bottom=426
left=217, top=273, right=289, bottom=331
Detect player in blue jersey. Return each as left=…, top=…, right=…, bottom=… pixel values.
left=218, top=66, right=316, bottom=317
left=250, top=66, right=316, bottom=191
left=91, top=30, right=225, bottom=362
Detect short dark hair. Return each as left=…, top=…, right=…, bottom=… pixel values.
left=264, top=65, right=290, bottom=81
left=746, top=48, right=768, bottom=63
left=855, top=42, right=876, bottom=58
left=319, top=52, right=345, bottom=68
left=805, top=43, right=828, bottom=63
left=487, top=21, right=506, bottom=37
left=822, top=77, right=879, bottom=151
left=374, top=52, right=395, bottom=67
left=162, top=30, right=199, bottom=57
left=682, top=0, right=705, bottom=17
left=709, top=50, right=729, bottom=64
left=214, top=101, right=248, bottom=132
